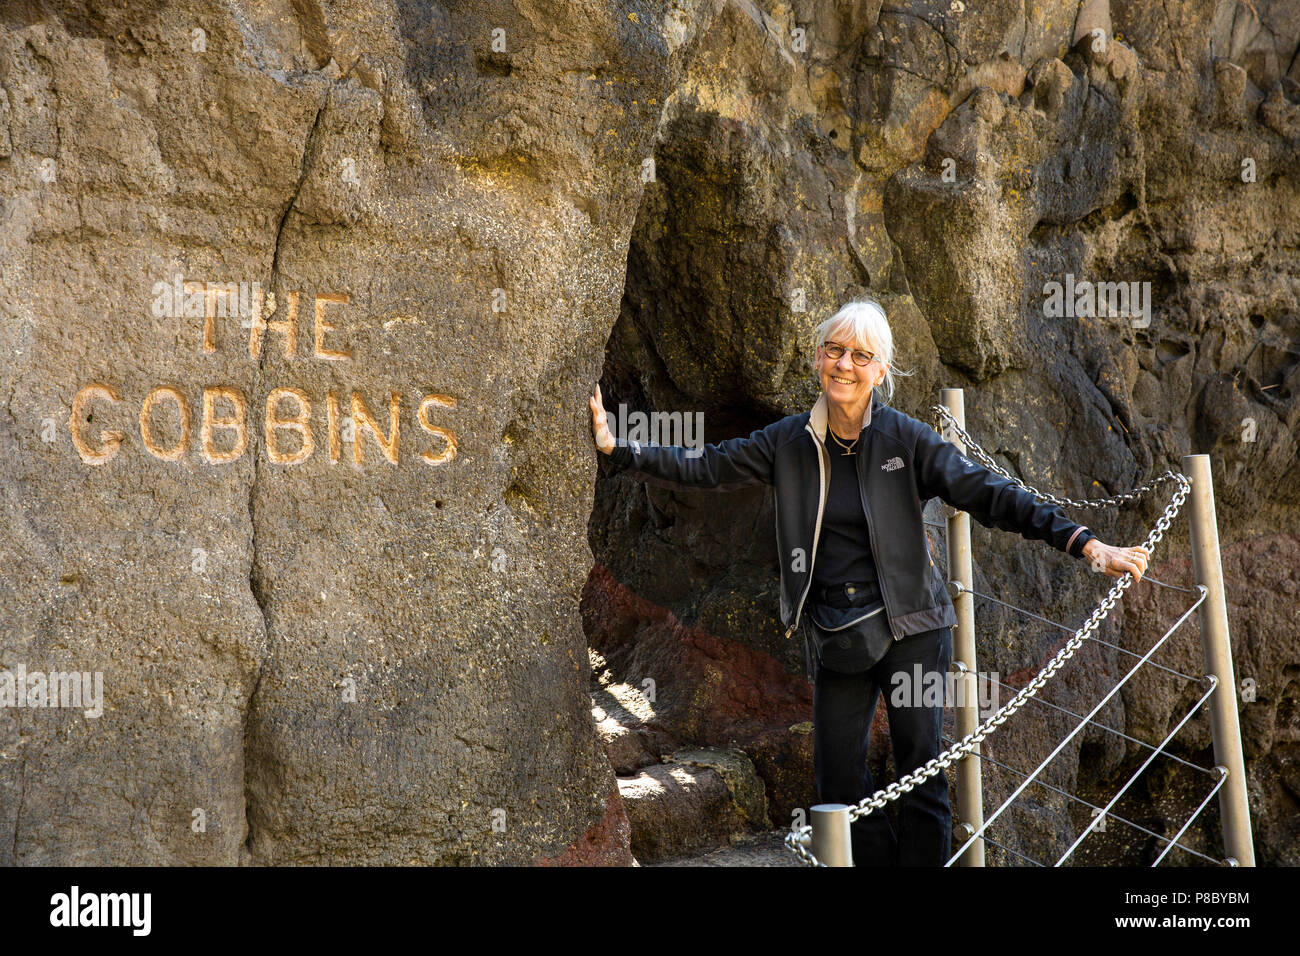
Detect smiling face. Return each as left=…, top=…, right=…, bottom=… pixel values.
left=816, top=326, right=888, bottom=409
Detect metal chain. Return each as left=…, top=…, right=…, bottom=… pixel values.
left=784, top=411, right=1194, bottom=865
left=785, top=824, right=824, bottom=866
left=930, top=404, right=1182, bottom=510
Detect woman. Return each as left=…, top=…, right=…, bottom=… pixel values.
left=588, top=297, right=1150, bottom=866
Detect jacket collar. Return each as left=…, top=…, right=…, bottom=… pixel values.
left=807, top=391, right=880, bottom=446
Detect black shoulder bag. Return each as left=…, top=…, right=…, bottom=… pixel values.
left=803, top=600, right=895, bottom=677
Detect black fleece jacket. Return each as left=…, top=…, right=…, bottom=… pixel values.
left=605, top=392, right=1095, bottom=645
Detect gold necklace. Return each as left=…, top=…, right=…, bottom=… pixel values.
left=828, top=428, right=859, bottom=456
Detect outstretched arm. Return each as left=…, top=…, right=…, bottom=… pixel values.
left=589, top=384, right=776, bottom=489
left=913, top=421, right=1097, bottom=559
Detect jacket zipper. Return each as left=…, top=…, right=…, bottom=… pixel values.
left=812, top=602, right=885, bottom=632
left=783, top=425, right=830, bottom=640
left=857, top=443, right=901, bottom=641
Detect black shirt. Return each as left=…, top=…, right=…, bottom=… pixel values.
left=811, top=435, right=879, bottom=592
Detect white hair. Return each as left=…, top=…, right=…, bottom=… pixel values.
left=810, top=297, right=914, bottom=404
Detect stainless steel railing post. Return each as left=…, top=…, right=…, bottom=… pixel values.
left=941, top=388, right=985, bottom=866
left=809, top=804, right=854, bottom=867
left=1183, top=453, right=1255, bottom=866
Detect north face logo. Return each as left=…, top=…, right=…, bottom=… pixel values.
left=882, top=456, right=904, bottom=472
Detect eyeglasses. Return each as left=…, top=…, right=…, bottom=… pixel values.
left=821, top=341, right=882, bottom=367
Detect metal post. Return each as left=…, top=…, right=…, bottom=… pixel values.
left=1183, top=454, right=1255, bottom=866
left=941, top=388, right=985, bottom=866
left=809, top=804, right=854, bottom=867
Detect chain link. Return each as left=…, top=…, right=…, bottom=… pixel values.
left=784, top=405, right=1193, bottom=865
left=783, top=827, right=825, bottom=866
left=930, top=404, right=1183, bottom=510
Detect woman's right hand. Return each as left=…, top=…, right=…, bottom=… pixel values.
left=589, top=383, right=615, bottom=455
left=1082, top=539, right=1150, bottom=583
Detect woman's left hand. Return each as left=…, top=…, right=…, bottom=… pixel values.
left=589, top=383, right=616, bottom=455
left=1082, top=540, right=1151, bottom=583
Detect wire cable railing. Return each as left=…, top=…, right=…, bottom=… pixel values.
left=950, top=579, right=1203, bottom=683
left=940, top=733, right=1224, bottom=865
left=949, top=662, right=1215, bottom=776
left=946, top=589, right=1208, bottom=866
left=1152, top=768, right=1230, bottom=866
left=1051, top=676, right=1219, bottom=866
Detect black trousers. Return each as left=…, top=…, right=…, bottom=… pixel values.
left=813, top=623, right=953, bottom=866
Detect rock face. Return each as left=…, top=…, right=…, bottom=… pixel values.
left=1, top=0, right=1296, bottom=867
left=589, top=647, right=774, bottom=861
left=617, top=760, right=754, bottom=863
left=0, top=0, right=708, bottom=865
